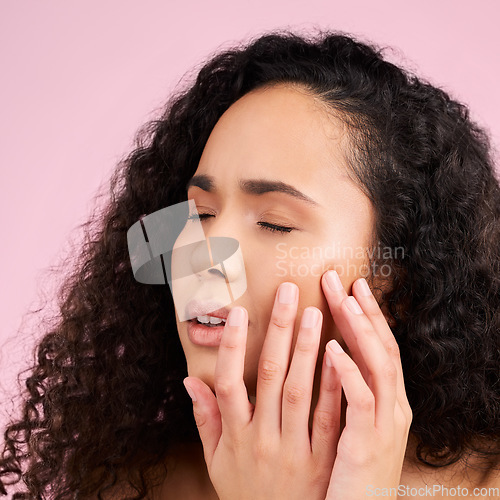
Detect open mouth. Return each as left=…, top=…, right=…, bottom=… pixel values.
left=192, top=315, right=227, bottom=327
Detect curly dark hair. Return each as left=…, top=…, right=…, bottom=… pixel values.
left=1, top=28, right=499, bottom=499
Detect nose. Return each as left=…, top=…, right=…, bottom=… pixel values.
left=189, top=235, right=244, bottom=283
left=169, top=205, right=248, bottom=321
left=189, top=212, right=246, bottom=284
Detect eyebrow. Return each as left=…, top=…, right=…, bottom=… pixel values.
left=187, top=174, right=320, bottom=207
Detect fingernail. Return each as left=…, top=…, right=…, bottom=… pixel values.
left=346, top=296, right=363, bottom=315
left=301, top=307, right=319, bottom=328
left=357, top=278, right=372, bottom=297
left=228, top=307, right=245, bottom=327
left=328, top=339, right=344, bottom=355
left=325, top=270, right=343, bottom=291
left=183, top=379, right=197, bottom=402
left=278, top=282, right=296, bottom=304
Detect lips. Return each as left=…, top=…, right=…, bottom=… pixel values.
left=185, top=299, right=229, bottom=321
left=187, top=320, right=226, bottom=347
left=184, top=299, right=248, bottom=347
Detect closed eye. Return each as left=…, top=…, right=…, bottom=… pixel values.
left=256, top=221, right=294, bottom=234
left=187, top=212, right=295, bottom=234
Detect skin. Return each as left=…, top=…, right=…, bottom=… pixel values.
left=176, top=83, right=376, bottom=400
left=159, top=84, right=499, bottom=499
left=168, top=84, right=411, bottom=499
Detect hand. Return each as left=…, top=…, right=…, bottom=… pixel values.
left=321, top=272, right=413, bottom=499
left=183, top=280, right=339, bottom=500
left=183, top=271, right=413, bottom=500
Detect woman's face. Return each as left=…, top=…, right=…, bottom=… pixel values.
left=175, top=84, right=375, bottom=398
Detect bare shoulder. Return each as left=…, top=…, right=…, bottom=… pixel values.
left=401, top=453, right=500, bottom=498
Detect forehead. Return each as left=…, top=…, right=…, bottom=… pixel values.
left=196, top=84, right=351, bottom=187
left=192, top=83, right=375, bottom=252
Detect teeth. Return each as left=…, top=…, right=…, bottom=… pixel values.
left=209, top=316, right=225, bottom=325
left=196, top=315, right=226, bottom=325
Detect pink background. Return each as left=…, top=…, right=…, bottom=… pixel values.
left=1, top=1, right=499, bottom=432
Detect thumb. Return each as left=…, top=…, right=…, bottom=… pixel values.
left=183, top=376, right=222, bottom=469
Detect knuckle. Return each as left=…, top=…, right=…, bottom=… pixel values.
left=352, top=392, right=375, bottom=413
left=214, top=378, right=234, bottom=398
left=385, top=339, right=401, bottom=359
left=283, top=383, right=307, bottom=407
left=220, top=338, right=239, bottom=351
left=366, top=299, right=387, bottom=320
left=192, top=407, right=208, bottom=428
left=270, top=313, right=292, bottom=331
left=294, top=338, right=317, bottom=355
left=323, top=372, right=341, bottom=393
left=314, top=410, right=335, bottom=437
left=259, top=358, right=282, bottom=383
left=395, top=404, right=413, bottom=435
left=360, top=325, right=376, bottom=338
left=381, top=361, right=398, bottom=385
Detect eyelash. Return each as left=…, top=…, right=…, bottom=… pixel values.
left=187, top=213, right=295, bottom=234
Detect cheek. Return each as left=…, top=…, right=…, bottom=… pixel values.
left=176, top=235, right=371, bottom=392
left=262, top=244, right=370, bottom=344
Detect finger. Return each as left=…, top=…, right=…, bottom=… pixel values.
left=214, top=306, right=253, bottom=436
left=253, top=282, right=298, bottom=435
left=281, top=306, right=322, bottom=448
left=183, top=376, right=222, bottom=469
left=311, top=350, right=342, bottom=461
left=325, top=340, right=375, bottom=434
left=323, top=271, right=396, bottom=427
left=338, top=295, right=398, bottom=431
left=352, top=278, right=411, bottom=415
left=321, top=270, right=369, bottom=382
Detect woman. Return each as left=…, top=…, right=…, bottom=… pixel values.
left=0, top=30, right=499, bottom=499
